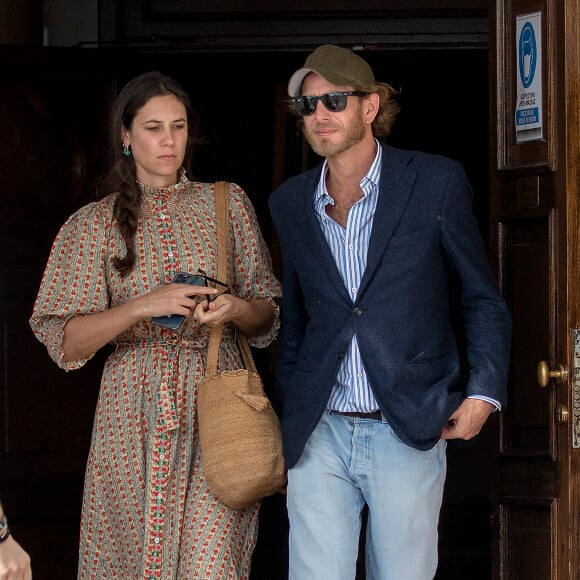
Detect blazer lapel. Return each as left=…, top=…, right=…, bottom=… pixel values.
left=359, top=148, right=417, bottom=294
left=291, top=169, right=352, bottom=302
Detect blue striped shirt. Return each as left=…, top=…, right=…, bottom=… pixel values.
left=314, top=142, right=382, bottom=412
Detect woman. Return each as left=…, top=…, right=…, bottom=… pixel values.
left=29, top=71, right=281, bottom=579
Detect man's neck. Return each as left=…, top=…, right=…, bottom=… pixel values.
left=325, top=137, right=377, bottom=204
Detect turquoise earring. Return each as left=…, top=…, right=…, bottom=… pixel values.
left=122, top=143, right=131, bottom=157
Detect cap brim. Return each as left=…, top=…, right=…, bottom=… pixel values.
left=288, top=68, right=315, bottom=97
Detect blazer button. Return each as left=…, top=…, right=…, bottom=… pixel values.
left=353, top=307, right=362, bottom=316
left=337, top=352, right=344, bottom=360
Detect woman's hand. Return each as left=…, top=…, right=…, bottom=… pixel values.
left=135, top=282, right=217, bottom=320
left=193, top=294, right=242, bottom=327
left=193, top=295, right=275, bottom=337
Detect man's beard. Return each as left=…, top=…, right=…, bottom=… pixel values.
left=303, top=113, right=366, bottom=158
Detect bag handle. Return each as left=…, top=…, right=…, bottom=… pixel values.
left=205, top=182, right=257, bottom=376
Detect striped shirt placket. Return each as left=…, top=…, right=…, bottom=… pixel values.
left=315, top=142, right=383, bottom=413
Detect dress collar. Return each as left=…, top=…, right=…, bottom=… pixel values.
left=137, top=168, right=189, bottom=198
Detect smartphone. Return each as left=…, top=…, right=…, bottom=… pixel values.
left=152, top=272, right=204, bottom=330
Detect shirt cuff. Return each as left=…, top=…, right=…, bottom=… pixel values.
left=467, top=395, right=501, bottom=412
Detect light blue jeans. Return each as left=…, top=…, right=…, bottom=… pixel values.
left=287, top=411, right=447, bottom=580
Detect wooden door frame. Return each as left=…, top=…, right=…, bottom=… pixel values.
left=566, top=0, right=580, bottom=576
left=489, top=0, right=580, bottom=577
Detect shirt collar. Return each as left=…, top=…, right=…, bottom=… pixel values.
left=314, top=139, right=382, bottom=205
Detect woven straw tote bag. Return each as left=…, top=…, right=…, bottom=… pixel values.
left=197, top=181, right=286, bottom=509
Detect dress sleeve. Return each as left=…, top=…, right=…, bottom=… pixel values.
left=29, top=201, right=113, bottom=371
left=227, top=182, right=282, bottom=348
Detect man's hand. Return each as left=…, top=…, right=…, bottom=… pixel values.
left=440, top=398, right=494, bottom=440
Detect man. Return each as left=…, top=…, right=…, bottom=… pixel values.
left=268, top=44, right=511, bottom=580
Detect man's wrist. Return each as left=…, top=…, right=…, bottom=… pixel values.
left=468, top=394, right=501, bottom=412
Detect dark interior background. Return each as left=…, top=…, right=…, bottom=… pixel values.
left=0, top=29, right=493, bottom=580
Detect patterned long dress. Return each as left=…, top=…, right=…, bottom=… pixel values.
left=29, top=176, right=281, bottom=579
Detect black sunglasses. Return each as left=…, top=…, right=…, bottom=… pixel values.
left=290, top=91, right=368, bottom=116
left=195, top=268, right=230, bottom=301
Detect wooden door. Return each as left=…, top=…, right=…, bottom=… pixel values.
left=490, top=0, right=579, bottom=578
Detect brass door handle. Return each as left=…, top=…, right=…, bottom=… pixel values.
left=537, top=360, right=568, bottom=388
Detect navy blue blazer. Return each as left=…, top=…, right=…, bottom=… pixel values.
left=269, top=143, right=511, bottom=469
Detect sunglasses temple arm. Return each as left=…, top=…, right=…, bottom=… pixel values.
left=197, top=269, right=229, bottom=288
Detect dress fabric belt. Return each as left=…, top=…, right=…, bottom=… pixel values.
left=332, top=410, right=382, bottom=420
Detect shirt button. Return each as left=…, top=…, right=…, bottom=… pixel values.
left=351, top=287, right=357, bottom=294
left=353, top=307, right=362, bottom=316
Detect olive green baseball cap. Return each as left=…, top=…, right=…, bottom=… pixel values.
left=288, top=44, right=375, bottom=97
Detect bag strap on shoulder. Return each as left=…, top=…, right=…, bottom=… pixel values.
left=206, top=182, right=257, bottom=376
left=214, top=181, right=229, bottom=283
